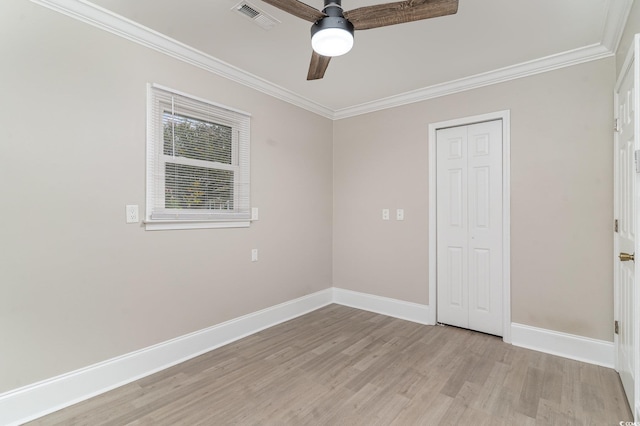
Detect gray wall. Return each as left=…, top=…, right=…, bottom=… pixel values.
left=333, top=58, right=615, bottom=341
left=0, top=0, right=333, bottom=393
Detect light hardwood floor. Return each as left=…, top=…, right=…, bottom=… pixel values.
left=29, top=304, right=632, bottom=425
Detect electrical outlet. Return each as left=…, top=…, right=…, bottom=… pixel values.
left=126, top=205, right=139, bottom=224
left=382, top=209, right=390, bottom=220
left=396, top=209, right=404, bottom=221
left=251, top=207, right=259, bottom=221
left=251, top=249, right=258, bottom=262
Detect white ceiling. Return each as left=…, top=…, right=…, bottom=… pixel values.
left=74, top=0, right=626, bottom=115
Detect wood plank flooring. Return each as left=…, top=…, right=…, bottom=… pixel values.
left=29, top=304, right=632, bottom=425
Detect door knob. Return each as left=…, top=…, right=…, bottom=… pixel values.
left=619, top=252, right=635, bottom=262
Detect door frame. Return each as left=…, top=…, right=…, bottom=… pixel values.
left=614, top=33, right=640, bottom=420
left=428, top=110, right=511, bottom=343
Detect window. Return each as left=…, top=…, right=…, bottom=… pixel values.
left=146, top=84, right=250, bottom=230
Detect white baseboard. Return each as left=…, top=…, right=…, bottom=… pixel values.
left=0, top=288, right=617, bottom=425
left=511, top=322, right=614, bottom=368
left=0, top=289, right=333, bottom=426
left=332, top=287, right=432, bottom=325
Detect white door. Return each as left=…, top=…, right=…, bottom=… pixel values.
left=436, top=120, right=503, bottom=336
left=615, top=34, right=639, bottom=414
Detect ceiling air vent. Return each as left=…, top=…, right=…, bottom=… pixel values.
left=233, top=1, right=281, bottom=30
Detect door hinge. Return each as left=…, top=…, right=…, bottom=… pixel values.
left=614, top=118, right=620, bottom=133
left=615, top=219, right=619, bottom=233
left=615, top=320, right=619, bottom=335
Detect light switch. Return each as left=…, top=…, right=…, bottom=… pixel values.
left=382, top=209, right=390, bottom=220
left=396, top=209, right=404, bottom=221
left=251, top=207, right=259, bottom=221
left=251, top=249, right=258, bottom=262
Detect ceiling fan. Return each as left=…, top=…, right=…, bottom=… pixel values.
left=259, top=0, right=459, bottom=80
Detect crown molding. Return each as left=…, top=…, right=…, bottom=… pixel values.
left=333, top=43, right=613, bottom=119
left=30, top=0, right=335, bottom=120
left=602, top=0, right=635, bottom=53
left=333, top=0, right=633, bottom=119
left=31, top=0, right=631, bottom=121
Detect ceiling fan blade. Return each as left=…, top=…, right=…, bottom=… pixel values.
left=260, top=0, right=325, bottom=23
left=344, top=0, right=458, bottom=30
left=307, top=51, right=331, bottom=80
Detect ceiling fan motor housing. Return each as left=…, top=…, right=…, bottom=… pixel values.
left=310, top=15, right=354, bottom=37
left=310, top=1, right=354, bottom=56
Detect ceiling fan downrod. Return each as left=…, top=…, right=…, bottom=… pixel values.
left=322, top=0, right=344, bottom=15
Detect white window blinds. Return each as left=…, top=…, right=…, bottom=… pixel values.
left=146, top=84, right=250, bottom=226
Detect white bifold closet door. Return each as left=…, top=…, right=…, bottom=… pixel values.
left=436, top=120, right=503, bottom=336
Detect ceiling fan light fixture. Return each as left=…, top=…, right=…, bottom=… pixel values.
left=310, top=16, right=354, bottom=57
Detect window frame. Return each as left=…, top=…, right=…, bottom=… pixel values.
left=145, top=84, right=251, bottom=230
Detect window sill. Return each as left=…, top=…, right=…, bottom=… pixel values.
left=144, top=220, right=250, bottom=231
